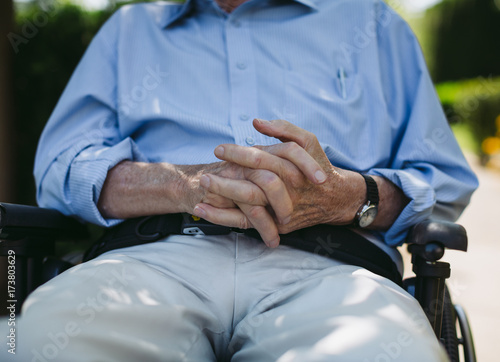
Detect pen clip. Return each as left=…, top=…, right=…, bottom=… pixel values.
left=338, top=67, right=347, bottom=100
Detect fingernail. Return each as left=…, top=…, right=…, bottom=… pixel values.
left=281, top=216, right=291, bottom=225
left=200, top=175, right=210, bottom=188
left=315, top=170, right=327, bottom=183
left=214, top=146, right=224, bottom=158
left=255, top=118, right=268, bottom=124
left=193, top=205, right=206, bottom=218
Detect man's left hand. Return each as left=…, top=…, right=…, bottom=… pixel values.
left=193, top=119, right=365, bottom=246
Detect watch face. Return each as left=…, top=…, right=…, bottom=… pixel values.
left=359, top=205, right=378, bottom=228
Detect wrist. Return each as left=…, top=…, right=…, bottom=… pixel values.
left=343, top=170, right=367, bottom=225
left=354, top=174, right=380, bottom=228
left=175, top=161, right=233, bottom=214
left=324, top=168, right=365, bottom=226
left=172, top=164, right=207, bottom=214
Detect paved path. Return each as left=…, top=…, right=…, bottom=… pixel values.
left=402, top=154, right=500, bottom=361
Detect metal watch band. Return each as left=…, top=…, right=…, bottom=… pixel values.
left=362, top=174, right=379, bottom=205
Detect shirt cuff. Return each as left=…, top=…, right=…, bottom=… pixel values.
left=368, top=168, right=436, bottom=246
left=68, top=138, right=147, bottom=227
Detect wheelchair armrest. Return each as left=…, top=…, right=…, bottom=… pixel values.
left=0, top=202, right=87, bottom=241
left=407, top=220, right=467, bottom=252
left=405, top=220, right=468, bottom=340
left=0, top=203, right=89, bottom=312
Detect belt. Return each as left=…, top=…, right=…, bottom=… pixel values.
left=83, top=213, right=402, bottom=285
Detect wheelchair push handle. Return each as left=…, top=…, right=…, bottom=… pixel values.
left=407, top=220, right=467, bottom=252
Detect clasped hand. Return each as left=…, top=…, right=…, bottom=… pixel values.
left=193, top=119, right=364, bottom=248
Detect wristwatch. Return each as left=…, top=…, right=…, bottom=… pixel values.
left=355, top=174, right=379, bottom=228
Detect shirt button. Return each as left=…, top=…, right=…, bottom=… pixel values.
left=237, top=62, right=247, bottom=70
left=245, top=136, right=255, bottom=146
left=231, top=19, right=241, bottom=28
left=239, top=114, right=249, bottom=121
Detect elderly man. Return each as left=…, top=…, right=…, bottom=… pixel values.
left=4, top=0, right=477, bottom=361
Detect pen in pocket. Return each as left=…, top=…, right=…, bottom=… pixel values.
left=338, top=67, right=347, bottom=100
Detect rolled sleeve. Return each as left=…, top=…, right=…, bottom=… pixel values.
left=369, top=169, right=435, bottom=245
left=34, top=10, right=148, bottom=226
left=37, top=136, right=147, bottom=226
left=368, top=2, right=479, bottom=245
left=67, top=139, right=146, bottom=226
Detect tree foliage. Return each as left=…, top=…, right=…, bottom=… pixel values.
left=428, top=0, right=500, bottom=82
left=11, top=2, right=112, bottom=204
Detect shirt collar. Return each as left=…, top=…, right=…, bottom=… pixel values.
left=159, top=0, right=196, bottom=28
left=160, top=0, right=318, bottom=28
left=293, top=0, right=318, bottom=10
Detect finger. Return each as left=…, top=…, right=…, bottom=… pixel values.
left=200, top=174, right=268, bottom=206
left=193, top=203, right=280, bottom=248
left=253, top=118, right=319, bottom=151
left=237, top=203, right=280, bottom=248
left=254, top=119, right=333, bottom=176
left=243, top=169, right=293, bottom=225
left=254, top=142, right=327, bottom=184
left=201, top=192, right=237, bottom=208
left=214, top=143, right=326, bottom=184
left=201, top=172, right=293, bottom=225
left=193, top=203, right=252, bottom=229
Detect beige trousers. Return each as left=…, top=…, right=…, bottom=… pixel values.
left=1, top=233, right=448, bottom=361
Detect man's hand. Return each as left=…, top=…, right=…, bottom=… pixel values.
left=193, top=119, right=367, bottom=247
left=98, top=119, right=408, bottom=249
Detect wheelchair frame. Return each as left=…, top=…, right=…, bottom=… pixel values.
left=0, top=202, right=476, bottom=362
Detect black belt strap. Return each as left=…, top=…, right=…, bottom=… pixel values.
left=83, top=214, right=402, bottom=285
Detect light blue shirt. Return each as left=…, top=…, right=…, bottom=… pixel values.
left=34, top=0, right=478, bottom=246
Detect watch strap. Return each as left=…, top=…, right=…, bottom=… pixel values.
left=362, top=174, right=379, bottom=205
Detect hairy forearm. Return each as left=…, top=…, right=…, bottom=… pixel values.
left=97, top=161, right=208, bottom=219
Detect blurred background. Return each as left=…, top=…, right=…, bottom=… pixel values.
left=0, top=0, right=499, bottom=360
left=1, top=0, right=499, bottom=204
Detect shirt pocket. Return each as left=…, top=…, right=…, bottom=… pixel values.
left=283, top=66, right=360, bottom=122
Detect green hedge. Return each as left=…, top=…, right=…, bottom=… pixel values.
left=425, top=0, right=500, bottom=83
left=436, top=77, right=500, bottom=155
left=11, top=2, right=108, bottom=204
left=11, top=1, right=164, bottom=204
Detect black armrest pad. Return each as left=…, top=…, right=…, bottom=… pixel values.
left=0, top=203, right=87, bottom=240
left=407, top=220, right=467, bottom=251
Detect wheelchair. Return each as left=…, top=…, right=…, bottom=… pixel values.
left=0, top=202, right=477, bottom=362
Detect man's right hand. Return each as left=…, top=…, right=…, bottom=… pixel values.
left=194, top=119, right=408, bottom=247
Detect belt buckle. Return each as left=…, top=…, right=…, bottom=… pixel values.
left=181, top=213, right=233, bottom=236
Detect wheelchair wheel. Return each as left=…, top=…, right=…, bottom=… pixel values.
left=455, top=304, right=477, bottom=362
left=441, top=286, right=459, bottom=362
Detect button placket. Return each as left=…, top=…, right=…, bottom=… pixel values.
left=225, top=16, right=259, bottom=146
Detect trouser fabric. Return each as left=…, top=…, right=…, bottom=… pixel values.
left=1, top=233, right=448, bottom=361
